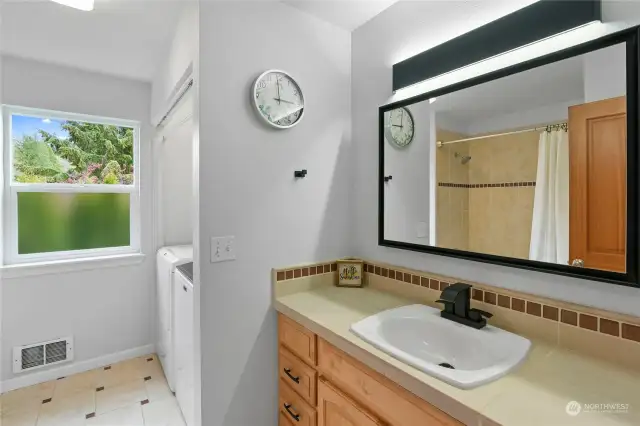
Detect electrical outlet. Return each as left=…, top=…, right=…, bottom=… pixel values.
left=211, top=236, right=236, bottom=263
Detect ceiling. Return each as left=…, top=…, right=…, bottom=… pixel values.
left=433, top=53, right=585, bottom=124
left=283, top=0, right=398, bottom=31
left=0, top=0, right=186, bottom=82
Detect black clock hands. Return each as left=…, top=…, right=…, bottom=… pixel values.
left=391, top=111, right=404, bottom=129
left=274, top=98, right=296, bottom=105
left=275, top=75, right=281, bottom=105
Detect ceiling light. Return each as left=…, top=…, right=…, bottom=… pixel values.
left=50, top=0, right=94, bottom=11
left=429, top=98, right=437, bottom=104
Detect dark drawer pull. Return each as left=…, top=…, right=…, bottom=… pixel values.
left=183, top=285, right=188, bottom=292
left=283, top=368, right=300, bottom=384
left=284, top=403, right=300, bottom=422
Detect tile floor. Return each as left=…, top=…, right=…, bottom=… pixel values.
left=0, top=354, right=186, bottom=426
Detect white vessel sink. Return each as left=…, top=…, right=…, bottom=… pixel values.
left=350, top=304, right=531, bottom=389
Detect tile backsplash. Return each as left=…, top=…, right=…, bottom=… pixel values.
left=275, top=261, right=337, bottom=282
left=361, top=260, right=640, bottom=342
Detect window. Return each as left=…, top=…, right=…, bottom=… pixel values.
left=3, top=106, right=140, bottom=264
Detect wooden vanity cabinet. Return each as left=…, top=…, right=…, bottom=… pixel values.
left=318, top=379, right=384, bottom=426
left=278, top=313, right=461, bottom=426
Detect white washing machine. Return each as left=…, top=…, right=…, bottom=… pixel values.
left=174, top=262, right=195, bottom=426
left=156, top=245, right=193, bottom=391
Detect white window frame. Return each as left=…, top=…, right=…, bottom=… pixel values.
left=2, top=105, right=141, bottom=265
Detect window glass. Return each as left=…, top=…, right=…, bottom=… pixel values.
left=17, top=192, right=130, bottom=254
left=12, top=114, right=134, bottom=185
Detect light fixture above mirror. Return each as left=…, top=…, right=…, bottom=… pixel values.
left=50, top=0, right=94, bottom=12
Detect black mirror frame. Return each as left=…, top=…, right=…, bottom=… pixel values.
left=379, top=27, right=640, bottom=288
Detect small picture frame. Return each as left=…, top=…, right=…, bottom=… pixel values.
left=336, top=259, right=364, bottom=288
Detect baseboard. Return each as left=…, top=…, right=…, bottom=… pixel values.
left=1, top=343, right=155, bottom=394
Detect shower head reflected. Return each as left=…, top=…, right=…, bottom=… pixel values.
left=454, top=152, right=472, bottom=165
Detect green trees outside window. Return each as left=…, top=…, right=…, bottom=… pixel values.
left=13, top=117, right=134, bottom=185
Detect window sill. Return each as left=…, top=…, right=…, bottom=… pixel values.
left=1, top=253, right=146, bottom=279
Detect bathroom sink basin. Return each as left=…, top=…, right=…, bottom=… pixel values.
left=350, top=304, right=531, bottom=389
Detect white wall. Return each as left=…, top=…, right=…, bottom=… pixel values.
left=0, top=15, right=4, bottom=392
left=198, top=2, right=351, bottom=425
left=157, top=92, right=194, bottom=246
left=352, top=0, right=640, bottom=316
left=151, top=3, right=198, bottom=125
left=384, top=101, right=433, bottom=244
left=584, top=42, right=626, bottom=103
left=0, top=56, right=155, bottom=381
left=463, top=99, right=583, bottom=135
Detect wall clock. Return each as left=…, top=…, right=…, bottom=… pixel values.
left=252, top=70, right=305, bottom=129
left=385, top=107, right=414, bottom=148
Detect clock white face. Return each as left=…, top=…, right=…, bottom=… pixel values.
left=387, top=107, right=414, bottom=147
left=253, top=71, right=304, bottom=128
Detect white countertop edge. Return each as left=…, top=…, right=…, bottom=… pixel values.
left=274, top=300, right=484, bottom=425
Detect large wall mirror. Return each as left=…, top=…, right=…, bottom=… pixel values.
left=379, top=29, right=639, bottom=286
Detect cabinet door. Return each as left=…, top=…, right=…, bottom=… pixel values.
left=318, top=379, right=382, bottom=426
left=279, top=411, right=295, bottom=426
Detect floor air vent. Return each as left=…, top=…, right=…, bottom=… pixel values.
left=13, top=337, right=73, bottom=373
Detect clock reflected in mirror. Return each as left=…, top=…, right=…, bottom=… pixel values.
left=252, top=70, right=305, bottom=129
left=385, top=107, right=415, bottom=148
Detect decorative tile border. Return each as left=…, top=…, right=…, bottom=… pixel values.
left=362, top=261, right=640, bottom=345
left=275, top=261, right=337, bottom=282
left=439, top=181, right=536, bottom=188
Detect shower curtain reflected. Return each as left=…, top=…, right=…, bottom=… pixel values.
left=529, top=129, right=569, bottom=264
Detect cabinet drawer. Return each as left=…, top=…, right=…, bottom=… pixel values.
left=280, top=379, right=317, bottom=426
left=278, top=314, right=317, bottom=366
left=279, top=347, right=317, bottom=405
left=317, top=339, right=461, bottom=426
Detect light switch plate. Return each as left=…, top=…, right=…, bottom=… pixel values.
left=211, top=236, right=236, bottom=263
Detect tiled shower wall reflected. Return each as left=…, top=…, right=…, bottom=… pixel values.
left=436, top=127, right=538, bottom=259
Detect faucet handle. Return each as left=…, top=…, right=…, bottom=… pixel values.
left=469, top=308, right=493, bottom=321
left=435, top=299, right=455, bottom=315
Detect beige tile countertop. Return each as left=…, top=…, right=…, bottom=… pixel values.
left=274, top=285, right=640, bottom=426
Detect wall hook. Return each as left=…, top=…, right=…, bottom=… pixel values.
left=294, top=169, right=308, bottom=178
left=384, top=175, right=393, bottom=182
